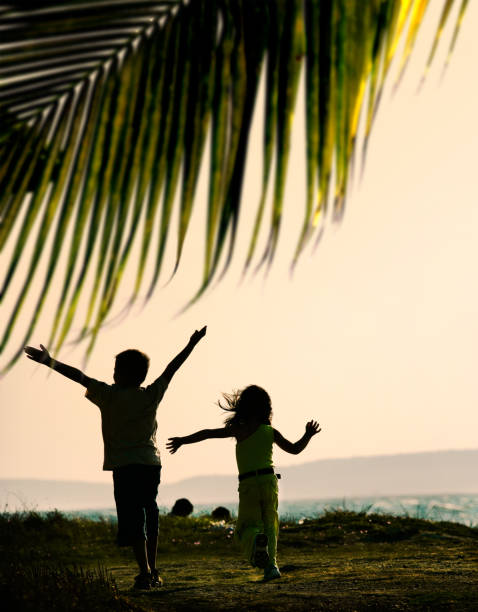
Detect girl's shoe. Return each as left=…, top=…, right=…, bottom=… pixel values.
left=251, top=533, right=269, bottom=568
left=151, top=569, right=163, bottom=588
left=263, top=564, right=281, bottom=581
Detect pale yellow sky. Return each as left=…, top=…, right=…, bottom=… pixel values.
left=1, top=2, right=478, bottom=486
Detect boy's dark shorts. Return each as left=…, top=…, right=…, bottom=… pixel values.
left=112, top=464, right=161, bottom=547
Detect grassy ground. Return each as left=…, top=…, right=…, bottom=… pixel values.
left=1, top=510, right=478, bottom=611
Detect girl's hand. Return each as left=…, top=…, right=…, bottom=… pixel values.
left=24, top=344, right=51, bottom=365
left=305, top=420, right=321, bottom=437
left=167, top=437, right=183, bottom=454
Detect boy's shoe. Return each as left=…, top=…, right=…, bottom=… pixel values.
left=263, top=564, right=281, bottom=581
left=133, top=572, right=151, bottom=590
left=251, top=533, right=269, bottom=569
left=150, top=569, right=163, bottom=588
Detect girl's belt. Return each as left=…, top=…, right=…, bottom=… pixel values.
left=238, top=467, right=280, bottom=481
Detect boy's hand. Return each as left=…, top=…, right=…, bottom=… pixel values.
left=167, top=437, right=183, bottom=454
left=305, top=420, right=321, bottom=437
left=24, top=344, right=51, bottom=365
left=189, top=326, right=207, bottom=345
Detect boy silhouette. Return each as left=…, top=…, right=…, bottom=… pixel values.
left=24, top=326, right=206, bottom=589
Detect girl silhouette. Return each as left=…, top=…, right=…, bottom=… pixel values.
left=167, top=385, right=321, bottom=581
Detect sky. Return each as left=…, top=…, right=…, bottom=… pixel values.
left=1, top=2, right=478, bottom=487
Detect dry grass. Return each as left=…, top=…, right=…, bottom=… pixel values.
left=2, top=510, right=478, bottom=611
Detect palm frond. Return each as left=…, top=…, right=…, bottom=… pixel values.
left=0, top=0, right=467, bottom=370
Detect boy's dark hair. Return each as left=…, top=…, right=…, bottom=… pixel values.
left=114, top=349, right=150, bottom=387
left=220, top=385, right=272, bottom=428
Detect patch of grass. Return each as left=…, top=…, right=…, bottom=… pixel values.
left=278, top=509, right=478, bottom=547
left=0, top=509, right=117, bottom=563
left=155, top=514, right=234, bottom=552
left=2, top=509, right=478, bottom=610
left=0, top=510, right=130, bottom=611
left=0, top=562, right=138, bottom=611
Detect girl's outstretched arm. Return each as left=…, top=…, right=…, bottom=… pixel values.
left=167, top=427, right=231, bottom=454
left=273, top=420, right=321, bottom=455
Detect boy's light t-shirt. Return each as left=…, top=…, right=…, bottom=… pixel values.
left=85, top=376, right=168, bottom=470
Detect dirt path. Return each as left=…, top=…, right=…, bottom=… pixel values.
left=110, top=536, right=478, bottom=611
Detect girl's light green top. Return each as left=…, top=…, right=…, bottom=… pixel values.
left=235, top=424, right=274, bottom=474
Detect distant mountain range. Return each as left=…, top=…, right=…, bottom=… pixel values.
left=1, top=449, right=477, bottom=511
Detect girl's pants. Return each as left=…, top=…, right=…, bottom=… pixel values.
left=235, top=474, right=279, bottom=567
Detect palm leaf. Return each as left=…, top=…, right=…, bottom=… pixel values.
left=0, top=0, right=467, bottom=370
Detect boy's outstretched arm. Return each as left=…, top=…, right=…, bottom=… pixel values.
left=167, top=427, right=230, bottom=453
left=273, top=420, right=321, bottom=455
left=158, top=326, right=207, bottom=385
left=24, top=344, right=91, bottom=387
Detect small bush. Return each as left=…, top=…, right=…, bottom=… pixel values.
left=0, top=563, right=135, bottom=611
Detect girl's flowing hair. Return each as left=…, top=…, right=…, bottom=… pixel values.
left=219, top=385, right=272, bottom=428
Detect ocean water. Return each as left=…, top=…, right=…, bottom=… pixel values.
left=70, top=493, right=478, bottom=527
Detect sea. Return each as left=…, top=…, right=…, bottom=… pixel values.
left=67, top=493, right=478, bottom=527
